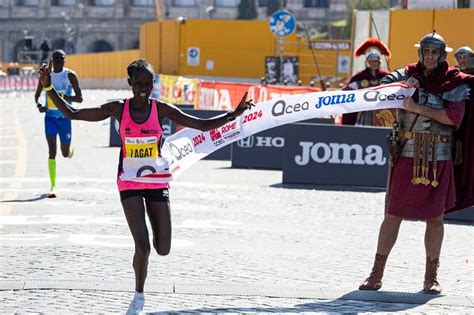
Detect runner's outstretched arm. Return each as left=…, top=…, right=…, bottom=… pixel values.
left=161, top=92, right=254, bottom=131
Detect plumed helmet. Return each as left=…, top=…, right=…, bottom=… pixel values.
left=414, top=31, right=452, bottom=65
left=355, top=38, right=391, bottom=59
left=366, top=51, right=381, bottom=61
left=455, top=46, right=474, bottom=57
left=354, top=38, right=390, bottom=68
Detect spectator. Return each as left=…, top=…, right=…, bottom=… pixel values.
left=39, top=38, right=51, bottom=64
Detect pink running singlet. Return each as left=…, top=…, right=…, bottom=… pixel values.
left=117, top=99, right=171, bottom=191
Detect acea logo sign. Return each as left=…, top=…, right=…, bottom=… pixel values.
left=272, top=100, right=309, bottom=117
left=269, top=10, right=296, bottom=37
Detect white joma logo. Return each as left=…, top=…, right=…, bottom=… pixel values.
left=295, top=142, right=386, bottom=166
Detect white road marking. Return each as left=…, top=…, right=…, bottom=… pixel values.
left=0, top=187, right=109, bottom=193
left=176, top=219, right=242, bottom=229
left=0, top=216, right=242, bottom=230
left=1, top=110, right=27, bottom=215
left=0, top=177, right=114, bottom=184
left=0, top=215, right=125, bottom=225
left=68, top=234, right=194, bottom=248
left=0, top=161, right=16, bottom=165
left=0, top=233, right=195, bottom=248
left=0, top=234, right=59, bottom=241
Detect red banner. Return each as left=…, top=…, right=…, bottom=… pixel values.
left=197, top=81, right=321, bottom=110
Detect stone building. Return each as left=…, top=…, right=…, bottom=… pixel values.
left=1, top=0, right=355, bottom=62
left=0, top=0, right=156, bottom=62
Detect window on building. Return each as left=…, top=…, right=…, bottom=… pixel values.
left=457, top=0, right=470, bottom=8
left=215, top=0, right=240, bottom=7
left=258, top=0, right=286, bottom=6
left=51, top=0, right=77, bottom=5
left=92, top=0, right=114, bottom=6
left=132, top=0, right=154, bottom=6
left=303, top=0, right=330, bottom=8
left=0, top=0, right=5, bottom=6
left=173, top=0, right=197, bottom=6
left=53, top=38, right=76, bottom=54
left=18, top=0, right=40, bottom=6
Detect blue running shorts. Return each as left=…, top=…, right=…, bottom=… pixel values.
left=44, top=114, right=72, bottom=144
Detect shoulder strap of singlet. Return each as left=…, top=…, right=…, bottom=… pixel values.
left=119, top=98, right=129, bottom=125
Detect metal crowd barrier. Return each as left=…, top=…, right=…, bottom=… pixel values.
left=0, top=75, right=38, bottom=95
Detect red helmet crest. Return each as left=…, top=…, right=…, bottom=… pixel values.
left=354, top=38, right=391, bottom=59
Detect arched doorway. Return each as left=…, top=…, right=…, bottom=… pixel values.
left=91, top=40, right=113, bottom=52
left=13, top=40, right=32, bottom=63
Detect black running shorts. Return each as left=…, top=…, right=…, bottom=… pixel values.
left=119, top=188, right=170, bottom=202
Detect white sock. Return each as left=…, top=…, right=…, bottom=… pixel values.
left=134, top=291, right=144, bottom=299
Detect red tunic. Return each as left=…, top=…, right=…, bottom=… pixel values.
left=387, top=101, right=465, bottom=219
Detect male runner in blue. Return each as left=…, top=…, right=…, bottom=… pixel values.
left=34, top=50, right=83, bottom=197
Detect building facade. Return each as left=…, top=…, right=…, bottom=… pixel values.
left=164, top=0, right=349, bottom=22
left=1, top=0, right=355, bottom=62
left=0, top=0, right=156, bottom=62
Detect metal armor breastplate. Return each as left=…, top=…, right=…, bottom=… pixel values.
left=399, top=88, right=453, bottom=161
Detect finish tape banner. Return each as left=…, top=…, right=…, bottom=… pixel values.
left=121, top=83, right=415, bottom=182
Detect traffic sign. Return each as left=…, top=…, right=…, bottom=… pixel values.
left=187, top=47, right=200, bottom=66
left=269, top=10, right=296, bottom=37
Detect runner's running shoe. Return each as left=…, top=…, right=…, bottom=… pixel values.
left=126, top=292, right=144, bottom=315
left=47, top=186, right=56, bottom=198
left=67, top=147, right=74, bottom=158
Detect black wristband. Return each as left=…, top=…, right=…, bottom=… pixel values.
left=226, top=111, right=236, bottom=121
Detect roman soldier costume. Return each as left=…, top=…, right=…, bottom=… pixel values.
left=342, top=38, right=391, bottom=126
left=359, top=32, right=474, bottom=294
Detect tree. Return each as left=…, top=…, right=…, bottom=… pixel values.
left=267, top=0, right=287, bottom=17
left=237, top=0, right=258, bottom=20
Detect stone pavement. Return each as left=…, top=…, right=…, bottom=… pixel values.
left=0, top=91, right=473, bottom=313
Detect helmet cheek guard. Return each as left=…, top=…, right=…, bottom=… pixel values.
left=438, top=50, right=447, bottom=64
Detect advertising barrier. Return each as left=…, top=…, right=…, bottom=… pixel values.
left=231, top=118, right=332, bottom=170
left=282, top=123, right=391, bottom=188
left=156, top=74, right=199, bottom=107
left=444, top=207, right=474, bottom=221
left=231, top=126, right=288, bottom=170
left=197, top=81, right=322, bottom=111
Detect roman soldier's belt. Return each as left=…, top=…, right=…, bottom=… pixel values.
left=400, top=131, right=453, bottom=144
left=399, top=131, right=453, bottom=188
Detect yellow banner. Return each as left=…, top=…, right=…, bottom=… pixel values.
left=158, top=75, right=198, bottom=107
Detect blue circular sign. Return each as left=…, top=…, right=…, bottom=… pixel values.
left=269, top=10, right=296, bottom=37
left=189, top=48, right=198, bottom=58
